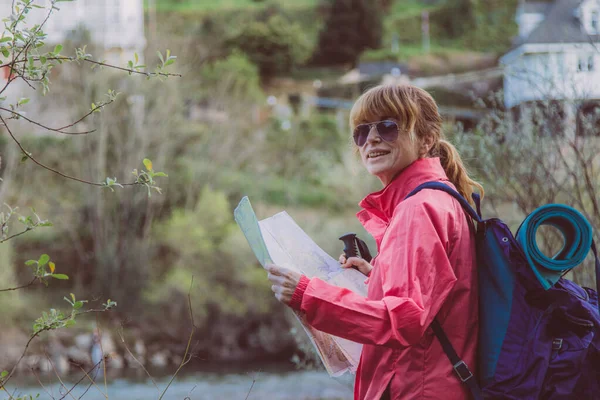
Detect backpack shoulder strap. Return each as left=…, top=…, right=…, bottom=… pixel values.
left=405, top=181, right=484, bottom=399
left=405, top=181, right=483, bottom=222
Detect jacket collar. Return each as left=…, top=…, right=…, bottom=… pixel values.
left=357, top=157, right=450, bottom=224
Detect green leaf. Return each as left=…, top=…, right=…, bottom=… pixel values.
left=1, top=370, right=8, bottom=378
left=164, top=58, right=175, bottom=67
left=53, top=44, right=62, bottom=54
left=153, top=172, right=168, bottom=177
left=25, top=260, right=37, bottom=266
left=1, top=48, right=9, bottom=58
left=143, top=158, right=153, bottom=171
left=50, top=274, right=69, bottom=280
left=17, top=97, right=29, bottom=105
left=73, top=301, right=84, bottom=309
left=0, top=36, right=12, bottom=43
left=157, top=50, right=164, bottom=64
left=38, top=254, right=49, bottom=266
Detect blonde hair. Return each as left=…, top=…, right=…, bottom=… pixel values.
left=349, top=84, right=483, bottom=204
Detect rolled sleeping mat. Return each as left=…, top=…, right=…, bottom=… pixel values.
left=515, top=204, right=593, bottom=290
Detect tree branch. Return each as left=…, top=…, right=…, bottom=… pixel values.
left=0, top=277, right=36, bottom=292
left=0, top=114, right=139, bottom=187
left=55, top=100, right=114, bottom=132
left=0, top=56, right=182, bottom=79
left=2, top=307, right=113, bottom=387
left=0, top=106, right=95, bottom=135
left=0, top=227, right=32, bottom=243
left=57, top=359, right=104, bottom=400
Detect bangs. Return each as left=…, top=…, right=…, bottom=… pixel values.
left=349, top=85, right=418, bottom=133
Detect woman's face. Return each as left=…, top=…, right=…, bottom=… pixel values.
left=357, top=119, right=420, bottom=186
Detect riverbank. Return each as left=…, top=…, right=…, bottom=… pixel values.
left=0, top=317, right=298, bottom=377
left=7, top=367, right=353, bottom=400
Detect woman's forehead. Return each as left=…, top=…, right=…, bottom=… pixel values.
left=359, top=115, right=395, bottom=124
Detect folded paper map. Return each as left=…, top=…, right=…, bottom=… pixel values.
left=234, top=196, right=367, bottom=377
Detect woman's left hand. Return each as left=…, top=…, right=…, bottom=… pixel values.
left=266, top=263, right=302, bottom=305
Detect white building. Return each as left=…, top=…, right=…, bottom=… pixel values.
left=0, top=0, right=147, bottom=135
left=0, top=0, right=146, bottom=65
left=501, top=0, right=600, bottom=109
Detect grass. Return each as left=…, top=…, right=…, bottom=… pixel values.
left=389, top=0, right=445, bottom=17
left=148, top=0, right=318, bottom=12
left=149, top=0, right=441, bottom=14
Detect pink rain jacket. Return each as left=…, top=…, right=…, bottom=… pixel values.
left=290, top=157, right=479, bottom=400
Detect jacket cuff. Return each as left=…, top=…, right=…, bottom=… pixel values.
left=289, top=275, right=310, bottom=311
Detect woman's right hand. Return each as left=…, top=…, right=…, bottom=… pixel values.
left=339, top=254, right=373, bottom=276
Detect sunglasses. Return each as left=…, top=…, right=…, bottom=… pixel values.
left=353, top=120, right=400, bottom=147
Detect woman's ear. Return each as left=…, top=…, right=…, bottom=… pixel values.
left=420, top=134, right=435, bottom=156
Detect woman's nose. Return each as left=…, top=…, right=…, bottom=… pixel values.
left=366, top=125, right=381, bottom=143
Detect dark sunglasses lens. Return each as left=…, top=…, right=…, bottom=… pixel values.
left=353, top=125, right=370, bottom=146
left=377, top=121, right=399, bottom=142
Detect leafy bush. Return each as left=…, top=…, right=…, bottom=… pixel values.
left=146, top=186, right=274, bottom=326
left=227, top=13, right=312, bottom=77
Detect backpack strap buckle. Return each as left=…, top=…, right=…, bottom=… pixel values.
left=453, top=360, right=474, bottom=383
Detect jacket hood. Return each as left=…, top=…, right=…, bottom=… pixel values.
left=357, top=157, right=451, bottom=225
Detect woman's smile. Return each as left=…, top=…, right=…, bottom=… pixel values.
left=366, top=150, right=391, bottom=159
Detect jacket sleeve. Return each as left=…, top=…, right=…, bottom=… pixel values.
left=293, top=200, right=459, bottom=348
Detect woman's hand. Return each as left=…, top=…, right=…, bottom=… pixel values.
left=266, top=263, right=302, bottom=305
left=339, top=254, right=373, bottom=276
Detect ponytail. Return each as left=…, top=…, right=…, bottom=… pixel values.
left=434, top=139, right=484, bottom=206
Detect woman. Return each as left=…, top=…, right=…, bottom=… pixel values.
left=267, top=84, right=482, bottom=400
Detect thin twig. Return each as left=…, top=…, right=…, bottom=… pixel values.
left=76, top=363, right=108, bottom=399
left=95, top=317, right=108, bottom=398
left=31, top=367, right=56, bottom=400
left=0, top=114, right=139, bottom=187
left=55, top=100, right=113, bottom=132
left=44, top=350, right=76, bottom=400
left=116, top=327, right=160, bottom=391
left=57, top=359, right=103, bottom=400
left=0, top=0, right=56, bottom=97
left=0, top=277, right=36, bottom=292
left=0, top=227, right=32, bottom=243
left=158, top=277, right=197, bottom=400
left=0, top=56, right=182, bottom=78
left=0, top=106, right=95, bottom=135
left=74, top=372, right=96, bottom=400
left=2, top=308, right=112, bottom=387
left=245, top=372, right=260, bottom=400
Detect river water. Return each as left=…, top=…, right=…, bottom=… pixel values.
left=7, top=369, right=354, bottom=400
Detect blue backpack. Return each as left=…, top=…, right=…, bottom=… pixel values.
left=406, top=182, right=600, bottom=400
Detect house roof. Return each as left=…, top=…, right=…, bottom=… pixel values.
left=522, top=1, right=553, bottom=14
left=518, top=0, right=600, bottom=45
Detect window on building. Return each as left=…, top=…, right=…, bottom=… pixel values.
left=591, top=10, right=599, bottom=32
left=578, top=54, right=595, bottom=72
